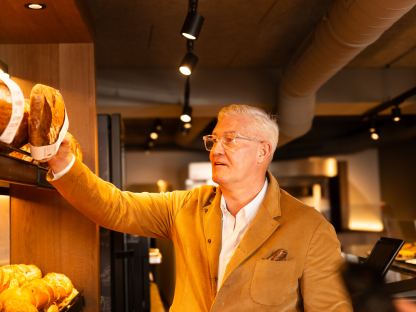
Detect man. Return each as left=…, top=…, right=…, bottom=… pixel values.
left=48, top=104, right=352, bottom=311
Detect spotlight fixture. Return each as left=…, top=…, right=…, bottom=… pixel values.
left=149, top=131, right=159, bottom=140
left=25, top=3, right=46, bottom=10
left=370, top=130, right=380, bottom=141
left=149, top=119, right=162, bottom=140
left=391, top=105, right=401, bottom=122
left=368, top=118, right=380, bottom=141
left=180, top=77, right=192, bottom=123
left=369, top=121, right=380, bottom=141
left=180, top=105, right=192, bottom=123
left=181, top=11, right=204, bottom=40
left=179, top=51, right=198, bottom=76
left=180, top=0, right=204, bottom=40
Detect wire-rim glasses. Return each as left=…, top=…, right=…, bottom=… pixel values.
left=202, top=132, right=261, bottom=151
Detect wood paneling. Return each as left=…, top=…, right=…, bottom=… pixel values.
left=59, top=44, right=98, bottom=171
left=0, top=0, right=92, bottom=43
left=1, top=43, right=99, bottom=312
left=10, top=185, right=99, bottom=311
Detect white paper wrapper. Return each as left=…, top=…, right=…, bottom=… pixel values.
left=0, top=74, right=24, bottom=144
left=29, top=110, right=69, bottom=162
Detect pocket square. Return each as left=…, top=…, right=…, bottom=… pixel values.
left=265, top=249, right=288, bottom=261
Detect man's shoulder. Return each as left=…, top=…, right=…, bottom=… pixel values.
left=279, top=188, right=326, bottom=221
left=173, top=184, right=217, bottom=204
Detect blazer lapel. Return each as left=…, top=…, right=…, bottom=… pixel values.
left=202, top=187, right=222, bottom=292
left=222, top=172, right=282, bottom=284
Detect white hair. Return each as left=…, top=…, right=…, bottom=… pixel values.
left=217, top=104, right=279, bottom=154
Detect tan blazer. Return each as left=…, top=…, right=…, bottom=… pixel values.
left=50, top=159, right=352, bottom=312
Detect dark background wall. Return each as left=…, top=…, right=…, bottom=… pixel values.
left=379, top=138, right=416, bottom=221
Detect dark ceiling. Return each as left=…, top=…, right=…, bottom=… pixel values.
left=85, top=0, right=416, bottom=157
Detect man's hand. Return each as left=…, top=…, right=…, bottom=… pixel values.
left=47, top=132, right=75, bottom=174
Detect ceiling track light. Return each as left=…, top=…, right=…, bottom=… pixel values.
left=181, top=12, right=204, bottom=40
left=179, top=52, right=198, bottom=76
left=181, top=0, right=204, bottom=40
left=25, top=3, right=46, bottom=10
left=368, top=119, right=380, bottom=141
left=180, top=77, right=192, bottom=123
left=179, top=41, right=198, bottom=76
left=149, top=119, right=162, bottom=140
left=391, top=105, right=401, bottom=122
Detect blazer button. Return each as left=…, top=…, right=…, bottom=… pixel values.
left=208, top=239, right=212, bottom=243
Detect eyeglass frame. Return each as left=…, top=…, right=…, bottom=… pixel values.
left=202, top=131, right=263, bottom=151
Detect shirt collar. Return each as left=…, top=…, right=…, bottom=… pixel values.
left=220, top=178, right=269, bottom=222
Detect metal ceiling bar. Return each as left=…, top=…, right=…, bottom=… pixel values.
left=361, top=86, right=416, bottom=120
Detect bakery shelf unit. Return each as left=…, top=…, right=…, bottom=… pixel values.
left=0, top=142, right=51, bottom=188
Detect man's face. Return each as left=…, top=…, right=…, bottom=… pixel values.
left=209, top=115, right=263, bottom=187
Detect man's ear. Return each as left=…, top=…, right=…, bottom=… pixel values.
left=257, top=142, right=272, bottom=163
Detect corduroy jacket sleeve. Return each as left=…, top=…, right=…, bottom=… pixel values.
left=301, top=219, right=352, bottom=311
left=49, top=158, right=190, bottom=239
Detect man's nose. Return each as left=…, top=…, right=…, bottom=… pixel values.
left=211, top=139, right=225, bottom=154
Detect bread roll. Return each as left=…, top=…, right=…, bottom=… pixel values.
left=0, top=80, right=28, bottom=148
left=22, top=279, right=54, bottom=309
left=45, top=304, right=59, bottom=312
left=2, top=299, right=38, bottom=312
left=0, top=265, right=77, bottom=311
left=0, top=264, right=42, bottom=294
left=0, top=287, right=35, bottom=307
left=29, top=84, right=66, bottom=147
left=42, top=273, right=73, bottom=302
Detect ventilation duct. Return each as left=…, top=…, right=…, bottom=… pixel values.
left=277, top=0, right=416, bottom=145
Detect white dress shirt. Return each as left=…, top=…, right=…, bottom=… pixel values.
left=51, top=154, right=76, bottom=180
left=217, top=179, right=268, bottom=291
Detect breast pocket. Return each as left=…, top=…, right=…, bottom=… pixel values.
left=250, top=259, right=298, bottom=306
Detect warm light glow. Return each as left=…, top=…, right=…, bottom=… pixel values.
left=183, top=122, right=192, bottom=129
left=25, top=3, right=46, bottom=10
left=312, top=184, right=322, bottom=212
left=179, top=65, right=192, bottom=76
left=349, top=220, right=384, bottom=232
left=150, top=132, right=158, bottom=140
left=325, top=158, right=338, bottom=177
left=393, top=116, right=401, bottom=122
left=156, top=179, right=168, bottom=192
left=370, top=132, right=379, bottom=141
left=182, top=32, right=196, bottom=40
left=180, top=113, right=191, bottom=123
left=0, top=194, right=10, bottom=265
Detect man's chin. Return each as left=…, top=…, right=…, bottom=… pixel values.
left=211, top=173, right=224, bottom=186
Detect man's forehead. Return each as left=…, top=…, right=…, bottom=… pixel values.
left=214, top=115, right=249, bottom=131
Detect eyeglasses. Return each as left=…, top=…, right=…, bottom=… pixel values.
left=202, top=132, right=261, bottom=151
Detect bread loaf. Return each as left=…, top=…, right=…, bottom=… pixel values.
left=29, top=84, right=65, bottom=147
left=29, top=84, right=68, bottom=161
left=0, top=80, right=28, bottom=148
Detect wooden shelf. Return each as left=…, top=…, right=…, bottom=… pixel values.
left=0, top=146, right=51, bottom=189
